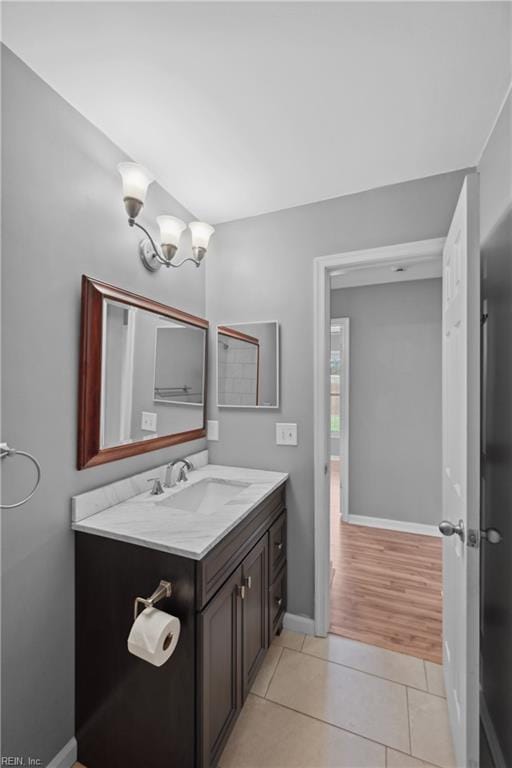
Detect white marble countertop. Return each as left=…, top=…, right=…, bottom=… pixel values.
left=72, top=463, right=288, bottom=560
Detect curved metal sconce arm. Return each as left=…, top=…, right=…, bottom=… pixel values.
left=128, top=219, right=201, bottom=272
left=129, top=218, right=161, bottom=259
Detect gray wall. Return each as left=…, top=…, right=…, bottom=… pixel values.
left=206, top=167, right=471, bottom=620
left=1, top=47, right=207, bottom=765
left=331, top=278, right=442, bottom=527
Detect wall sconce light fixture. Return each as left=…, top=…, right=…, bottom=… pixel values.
left=118, top=162, right=215, bottom=272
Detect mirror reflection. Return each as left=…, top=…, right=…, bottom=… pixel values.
left=217, top=321, right=279, bottom=408
left=102, top=299, right=206, bottom=448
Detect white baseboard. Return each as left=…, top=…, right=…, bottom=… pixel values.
left=347, top=514, right=441, bottom=537
left=46, top=737, right=77, bottom=768
left=481, top=694, right=507, bottom=768
left=283, top=612, right=315, bottom=635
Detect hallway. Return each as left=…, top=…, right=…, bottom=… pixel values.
left=330, top=461, right=443, bottom=663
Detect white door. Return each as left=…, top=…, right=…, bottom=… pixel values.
left=440, top=173, right=480, bottom=768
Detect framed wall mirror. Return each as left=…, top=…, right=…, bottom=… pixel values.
left=78, top=276, right=208, bottom=469
left=217, top=321, right=279, bottom=408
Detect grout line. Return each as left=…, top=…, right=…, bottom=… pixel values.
left=423, top=658, right=429, bottom=694
left=405, top=685, right=412, bottom=755
left=297, top=645, right=437, bottom=695
left=389, top=746, right=447, bottom=768
left=252, top=693, right=395, bottom=755
left=263, top=644, right=283, bottom=697
left=388, top=746, right=446, bottom=768
left=422, top=660, right=447, bottom=699
left=248, top=693, right=448, bottom=768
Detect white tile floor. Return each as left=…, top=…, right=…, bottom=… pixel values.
left=219, top=631, right=455, bottom=768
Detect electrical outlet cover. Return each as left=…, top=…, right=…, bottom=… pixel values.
left=141, top=411, right=157, bottom=432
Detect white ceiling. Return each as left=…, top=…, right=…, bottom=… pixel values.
left=3, top=2, right=511, bottom=223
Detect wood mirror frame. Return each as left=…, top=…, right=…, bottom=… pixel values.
left=78, top=275, right=208, bottom=469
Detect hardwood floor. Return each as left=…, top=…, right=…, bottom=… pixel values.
left=330, top=460, right=443, bottom=663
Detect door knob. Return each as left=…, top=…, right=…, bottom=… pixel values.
left=439, top=519, right=465, bottom=541
left=481, top=527, right=502, bottom=544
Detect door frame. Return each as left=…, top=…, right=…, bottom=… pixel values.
left=330, top=317, right=350, bottom=521
left=313, top=237, right=446, bottom=636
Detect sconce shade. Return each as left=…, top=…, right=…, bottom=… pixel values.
left=157, top=215, right=187, bottom=247
left=118, top=162, right=154, bottom=216
left=189, top=221, right=215, bottom=251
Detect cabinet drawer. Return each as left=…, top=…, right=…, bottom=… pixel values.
left=269, top=564, right=287, bottom=636
left=196, top=485, right=285, bottom=610
left=269, top=512, right=286, bottom=581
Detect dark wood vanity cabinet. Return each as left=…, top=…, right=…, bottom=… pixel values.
left=76, top=483, right=286, bottom=768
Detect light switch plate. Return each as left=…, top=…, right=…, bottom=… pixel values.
left=141, top=411, right=157, bottom=432
left=207, top=420, right=219, bottom=441
left=276, top=422, right=298, bottom=446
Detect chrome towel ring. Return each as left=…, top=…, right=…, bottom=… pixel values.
left=0, top=443, right=42, bottom=509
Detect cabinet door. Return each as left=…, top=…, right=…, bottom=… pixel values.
left=241, top=535, right=269, bottom=699
left=198, top=566, right=242, bottom=768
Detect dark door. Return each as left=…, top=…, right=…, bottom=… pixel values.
left=198, top=565, right=242, bottom=768
left=241, top=535, right=269, bottom=699
left=480, top=208, right=512, bottom=767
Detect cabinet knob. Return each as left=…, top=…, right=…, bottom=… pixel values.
left=243, top=576, right=252, bottom=590
left=274, top=541, right=283, bottom=551
left=275, top=597, right=283, bottom=608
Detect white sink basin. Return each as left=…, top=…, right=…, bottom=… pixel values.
left=157, top=478, right=250, bottom=514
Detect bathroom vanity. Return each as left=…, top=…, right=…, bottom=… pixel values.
left=73, top=461, right=287, bottom=768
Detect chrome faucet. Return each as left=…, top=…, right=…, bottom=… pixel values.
left=164, top=458, right=193, bottom=488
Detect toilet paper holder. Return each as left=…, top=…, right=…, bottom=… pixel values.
left=134, top=580, right=172, bottom=621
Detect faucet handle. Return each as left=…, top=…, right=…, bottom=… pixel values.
left=147, top=478, right=164, bottom=495
left=178, top=466, right=189, bottom=483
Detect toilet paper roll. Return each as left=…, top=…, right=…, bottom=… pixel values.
left=127, top=607, right=180, bottom=667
